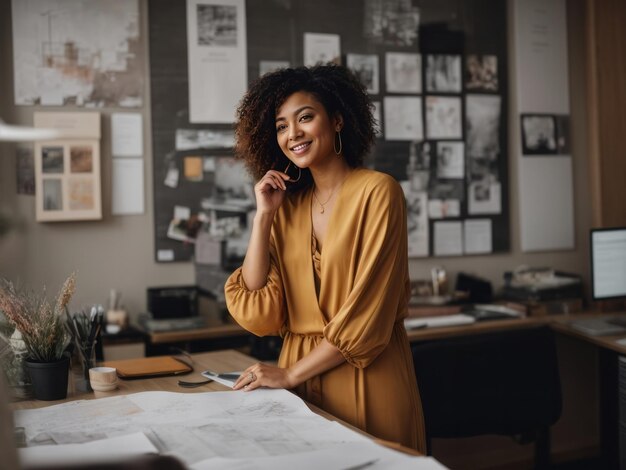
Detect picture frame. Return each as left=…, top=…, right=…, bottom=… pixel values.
left=520, top=113, right=558, bottom=155
left=34, top=112, right=102, bottom=222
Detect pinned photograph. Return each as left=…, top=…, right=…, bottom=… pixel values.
left=405, top=141, right=433, bottom=192
left=521, top=114, right=557, bottom=155
left=175, top=129, right=235, bottom=150
left=466, top=94, right=501, bottom=159
left=385, top=53, right=421, bottom=93
left=383, top=96, right=423, bottom=141
left=371, top=101, right=382, bottom=137
left=425, top=96, right=462, bottom=139
left=399, top=184, right=428, bottom=257
left=425, top=55, right=462, bottom=93
left=42, top=146, right=64, bottom=174
left=428, top=180, right=464, bottom=203
left=363, top=0, right=420, bottom=47
left=466, top=55, right=498, bottom=92
left=196, top=4, right=238, bottom=46
left=436, top=142, right=465, bottom=179
left=70, top=146, right=93, bottom=173
left=259, top=60, right=290, bottom=77
left=68, top=179, right=94, bottom=210
left=202, top=157, right=254, bottom=211
left=468, top=179, right=501, bottom=215
left=43, top=179, right=63, bottom=211
left=428, top=199, right=461, bottom=219
left=347, top=54, right=379, bottom=94
left=304, top=33, right=341, bottom=66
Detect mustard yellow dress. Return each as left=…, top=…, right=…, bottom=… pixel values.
left=224, top=168, right=426, bottom=452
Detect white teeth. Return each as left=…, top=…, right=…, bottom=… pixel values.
left=291, top=142, right=309, bottom=151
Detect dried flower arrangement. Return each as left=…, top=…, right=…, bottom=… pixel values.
left=0, top=274, right=75, bottom=363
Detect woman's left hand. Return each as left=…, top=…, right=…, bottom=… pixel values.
left=233, top=363, right=295, bottom=391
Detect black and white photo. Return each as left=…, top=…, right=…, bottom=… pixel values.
left=16, top=147, right=35, bottom=195
left=363, top=0, right=420, bottom=47
left=426, top=55, right=462, bottom=93
left=466, top=94, right=501, bottom=159
left=521, top=114, right=557, bottom=155
left=347, top=54, right=380, bottom=95
left=436, top=141, right=464, bottom=179
left=197, top=4, right=237, bottom=46
left=43, top=179, right=63, bottom=211
left=465, top=55, right=498, bottom=92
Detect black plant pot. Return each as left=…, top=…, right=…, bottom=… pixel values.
left=24, top=356, right=70, bottom=401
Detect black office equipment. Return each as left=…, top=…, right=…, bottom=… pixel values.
left=147, top=286, right=198, bottom=319
left=412, top=327, right=562, bottom=469
left=455, top=272, right=493, bottom=303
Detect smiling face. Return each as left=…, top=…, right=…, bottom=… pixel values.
left=275, top=91, right=342, bottom=171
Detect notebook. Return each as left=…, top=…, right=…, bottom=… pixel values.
left=103, top=356, right=192, bottom=379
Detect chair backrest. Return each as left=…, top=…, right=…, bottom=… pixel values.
left=411, top=326, right=562, bottom=439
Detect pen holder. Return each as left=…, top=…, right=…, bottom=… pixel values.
left=73, top=342, right=97, bottom=393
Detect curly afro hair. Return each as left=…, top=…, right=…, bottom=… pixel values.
left=234, top=64, right=376, bottom=193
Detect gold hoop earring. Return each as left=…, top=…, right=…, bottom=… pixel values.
left=334, top=130, right=343, bottom=156
left=283, top=161, right=301, bottom=182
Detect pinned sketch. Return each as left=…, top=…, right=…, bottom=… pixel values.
left=111, top=113, right=143, bottom=157
left=400, top=183, right=428, bottom=257
left=68, top=179, right=94, bottom=210
left=436, top=142, right=464, bottom=179
left=426, top=96, right=462, bottom=139
left=385, top=53, right=421, bottom=93
left=425, top=55, right=462, bottom=93
left=434, top=221, right=463, bottom=256
left=383, top=96, right=423, bottom=141
left=464, top=219, right=492, bottom=254
left=466, top=55, right=498, bottom=92
left=259, top=60, right=290, bottom=77
left=428, top=199, right=460, bottom=219
left=304, top=33, right=341, bottom=66
left=347, top=54, right=379, bottom=94
left=187, top=0, right=247, bottom=123
left=363, top=0, right=420, bottom=47
left=12, top=0, right=143, bottom=107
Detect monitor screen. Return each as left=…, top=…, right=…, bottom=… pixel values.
left=591, top=227, right=626, bottom=300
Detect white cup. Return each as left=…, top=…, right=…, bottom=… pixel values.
left=89, top=367, right=118, bottom=392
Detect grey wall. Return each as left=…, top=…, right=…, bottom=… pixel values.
left=0, top=0, right=591, bottom=319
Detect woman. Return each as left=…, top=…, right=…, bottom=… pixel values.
left=225, top=64, right=425, bottom=452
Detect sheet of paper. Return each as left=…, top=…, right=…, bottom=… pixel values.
left=157, top=249, right=174, bottom=262
left=433, top=221, right=463, bottom=256
left=111, top=113, right=143, bottom=157
left=14, top=390, right=447, bottom=469
left=201, top=370, right=241, bottom=388
left=384, top=96, right=423, bottom=141
left=19, top=432, right=157, bottom=468
left=112, top=159, right=144, bottom=215
left=187, top=0, right=247, bottom=123
left=174, top=205, right=191, bottom=220
left=464, top=219, right=493, bottom=254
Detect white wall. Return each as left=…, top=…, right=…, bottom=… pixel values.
left=0, top=0, right=591, bottom=319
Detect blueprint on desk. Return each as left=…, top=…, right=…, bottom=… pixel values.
left=14, top=389, right=448, bottom=469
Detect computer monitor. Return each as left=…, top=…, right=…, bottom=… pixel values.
left=590, top=227, right=626, bottom=301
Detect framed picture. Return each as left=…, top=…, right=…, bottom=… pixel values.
left=520, top=114, right=558, bottom=155
left=34, top=112, right=102, bottom=221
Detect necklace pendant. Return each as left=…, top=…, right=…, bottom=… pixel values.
left=320, top=207, right=325, bottom=214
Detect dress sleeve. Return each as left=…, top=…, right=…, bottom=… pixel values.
left=323, top=178, right=408, bottom=369
left=224, top=234, right=286, bottom=336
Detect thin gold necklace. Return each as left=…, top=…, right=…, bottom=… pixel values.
left=312, top=175, right=348, bottom=214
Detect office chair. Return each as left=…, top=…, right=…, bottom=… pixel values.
left=411, top=326, right=562, bottom=469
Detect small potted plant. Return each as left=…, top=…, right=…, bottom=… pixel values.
left=0, top=274, right=75, bottom=400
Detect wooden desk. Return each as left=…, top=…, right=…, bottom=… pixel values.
left=148, top=323, right=247, bottom=345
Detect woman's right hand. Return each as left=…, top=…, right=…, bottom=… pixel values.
left=254, top=170, right=291, bottom=215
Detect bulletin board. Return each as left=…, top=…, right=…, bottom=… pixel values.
left=148, top=0, right=509, bottom=263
